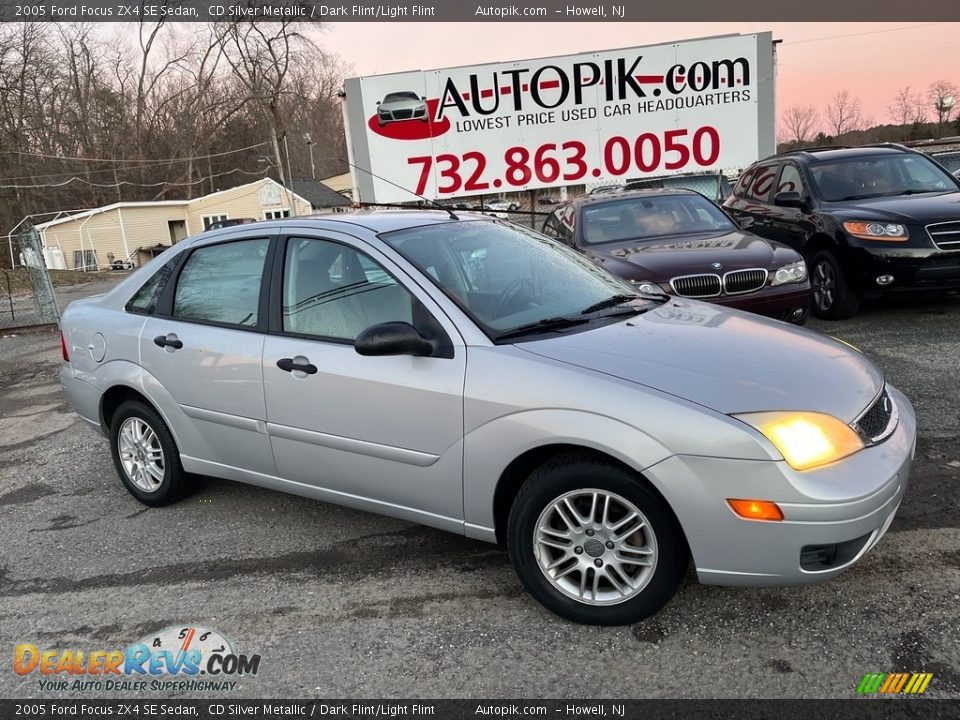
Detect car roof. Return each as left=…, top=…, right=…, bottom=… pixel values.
left=771, top=146, right=918, bottom=164
left=570, top=188, right=698, bottom=206
left=189, top=210, right=493, bottom=245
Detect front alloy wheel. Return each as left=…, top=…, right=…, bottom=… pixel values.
left=534, top=489, right=658, bottom=605
left=508, top=454, right=688, bottom=625
left=810, top=249, right=860, bottom=319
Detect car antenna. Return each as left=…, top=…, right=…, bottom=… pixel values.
left=341, top=157, right=459, bottom=221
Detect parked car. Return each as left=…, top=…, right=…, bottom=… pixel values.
left=376, top=91, right=429, bottom=127
left=475, top=200, right=520, bottom=219
left=724, top=145, right=960, bottom=319
left=542, top=189, right=811, bottom=324
left=625, top=172, right=734, bottom=203
left=205, top=218, right=257, bottom=232
left=931, top=151, right=960, bottom=176
left=60, top=211, right=914, bottom=625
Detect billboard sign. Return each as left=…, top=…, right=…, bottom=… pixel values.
left=344, top=33, right=776, bottom=203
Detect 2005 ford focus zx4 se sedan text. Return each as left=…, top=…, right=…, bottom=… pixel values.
left=59, top=211, right=916, bottom=625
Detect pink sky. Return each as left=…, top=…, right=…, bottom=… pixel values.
left=319, top=22, right=959, bottom=134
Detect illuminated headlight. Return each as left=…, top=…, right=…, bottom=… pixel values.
left=842, top=221, right=908, bottom=241
left=735, top=411, right=864, bottom=471
left=771, top=261, right=807, bottom=286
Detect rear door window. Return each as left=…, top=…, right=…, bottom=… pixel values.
left=172, top=239, right=270, bottom=327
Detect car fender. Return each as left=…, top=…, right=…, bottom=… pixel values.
left=87, top=361, right=191, bottom=457
left=462, top=408, right=673, bottom=538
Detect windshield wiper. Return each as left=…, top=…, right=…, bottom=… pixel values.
left=494, top=316, right=590, bottom=341
left=580, top=294, right=644, bottom=314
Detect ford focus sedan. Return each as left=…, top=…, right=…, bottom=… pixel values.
left=59, top=212, right=915, bottom=625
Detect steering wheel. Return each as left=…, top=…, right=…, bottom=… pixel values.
left=494, top=277, right=536, bottom=317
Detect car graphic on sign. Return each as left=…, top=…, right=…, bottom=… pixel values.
left=376, top=91, right=429, bottom=127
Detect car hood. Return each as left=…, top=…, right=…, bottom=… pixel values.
left=587, top=230, right=799, bottom=279
left=518, top=300, right=882, bottom=421
left=826, top=191, right=960, bottom=224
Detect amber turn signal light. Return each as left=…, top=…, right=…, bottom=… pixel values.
left=727, top=499, right=784, bottom=522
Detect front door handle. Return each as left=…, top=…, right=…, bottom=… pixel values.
left=277, top=357, right=318, bottom=375
left=153, top=334, right=183, bottom=350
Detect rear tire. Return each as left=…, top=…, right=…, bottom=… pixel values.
left=809, top=249, right=860, bottom=320
left=109, top=400, right=190, bottom=507
left=507, top=454, right=688, bottom=625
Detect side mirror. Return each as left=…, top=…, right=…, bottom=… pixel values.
left=376, top=101, right=381, bottom=105
left=421, top=96, right=427, bottom=101
left=355, top=322, right=433, bottom=357
left=774, top=191, right=806, bottom=210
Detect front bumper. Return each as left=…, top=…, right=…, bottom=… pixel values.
left=643, top=385, right=916, bottom=586
left=847, top=244, right=960, bottom=292
left=710, top=283, right=811, bottom=323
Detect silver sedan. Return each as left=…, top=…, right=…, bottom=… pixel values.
left=59, top=212, right=915, bottom=625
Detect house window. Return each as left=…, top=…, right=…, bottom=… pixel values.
left=202, top=214, right=228, bottom=231
left=264, top=209, right=291, bottom=220
left=72, top=249, right=98, bottom=270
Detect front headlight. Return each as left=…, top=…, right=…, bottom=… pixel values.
left=842, top=221, right=908, bottom=241
left=630, top=280, right=665, bottom=295
left=735, top=411, right=864, bottom=470
left=770, top=260, right=807, bottom=286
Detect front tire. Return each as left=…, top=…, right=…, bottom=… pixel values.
left=109, top=400, right=190, bottom=507
left=507, top=454, right=688, bottom=625
left=809, top=249, right=860, bottom=319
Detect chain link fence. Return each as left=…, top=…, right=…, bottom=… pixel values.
left=1, top=226, right=60, bottom=331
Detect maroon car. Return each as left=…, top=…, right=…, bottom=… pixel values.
left=541, top=189, right=811, bottom=324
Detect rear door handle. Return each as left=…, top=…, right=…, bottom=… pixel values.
left=153, top=334, right=183, bottom=350
left=277, top=357, right=318, bottom=375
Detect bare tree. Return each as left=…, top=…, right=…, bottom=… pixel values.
left=0, top=21, right=348, bottom=254
left=781, top=105, right=820, bottom=144
left=824, top=90, right=864, bottom=139
left=889, top=87, right=917, bottom=126
left=928, top=79, right=958, bottom=129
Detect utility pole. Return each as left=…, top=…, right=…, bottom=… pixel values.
left=281, top=131, right=298, bottom=217
left=304, top=133, right=316, bottom=179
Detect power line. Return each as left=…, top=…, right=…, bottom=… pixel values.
left=782, top=23, right=943, bottom=46
left=0, top=140, right=271, bottom=164
left=0, top=166, right=272, bottom=190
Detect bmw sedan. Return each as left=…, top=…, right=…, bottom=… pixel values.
left=542, top=190, right=811, bottom=324
left=59, top=212, right=915, bottom=625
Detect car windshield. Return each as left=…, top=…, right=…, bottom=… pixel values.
left=810, top=154, right=958, bottom=201
left=384, top=92, right=419, bottom=102
left=581, top=194, right=735, bottom=245
left=381, top=220, right=643, bottom=339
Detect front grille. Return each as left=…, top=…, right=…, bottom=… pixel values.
left=670, top=273, right=721, bottom=298
left=927, top=221, right=960, bottom=250
left=394, top=109, right=413, bottom=119
left=853, top=386, right=898, bottom=443
left=723, top=268, right=768, bottom=295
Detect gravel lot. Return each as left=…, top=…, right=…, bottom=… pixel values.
left=1, top=281, right=958, bottom=699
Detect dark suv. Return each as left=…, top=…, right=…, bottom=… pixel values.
left=724, top=145, right=960, bottom=319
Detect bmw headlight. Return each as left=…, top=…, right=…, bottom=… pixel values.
left=842, top=221, right=908, bottom=241
left=735, top=411, right=864, bottom=471
left=630, top=281, right=664, bottom=295
left=771, top=261, right=807, bottom=286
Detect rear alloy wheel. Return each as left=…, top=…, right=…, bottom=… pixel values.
left=810, top=249, right=860, bottom=320
left=110, top=400, right=190, bottom=507
left=507, top=454, right=688, bottom=625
